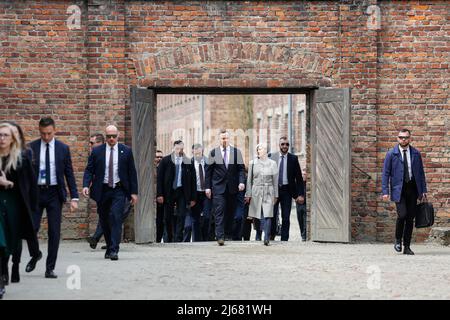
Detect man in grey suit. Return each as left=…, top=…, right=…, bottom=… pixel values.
left=205, top=130, right=245, bottom=246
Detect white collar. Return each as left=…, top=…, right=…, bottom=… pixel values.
left=108, top=143, right=118, bottom=151
left=279, top=152, right=288, bottom=157
left=399, top=145, right=410, bottom=153
left=41, top=138, right=55, bottom=147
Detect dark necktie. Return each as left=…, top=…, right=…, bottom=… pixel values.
left=45, top=143, right=51, bottom=185
left=223, top=148, right=228, bottom=168
left=278, top=155, right=285, bottom=186
left=199, top=162, right=205, bottom=190
left=108, top=147, right=114, bottom=187
left=403, top=149, right=410, bottom=183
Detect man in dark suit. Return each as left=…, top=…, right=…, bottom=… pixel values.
left=296, top=168, right=307, bottom=241
left=157, top=141, right=196, bottom=242
left=154, top=150, right=165, bottom=243
left=29, top=117, right=79, bottom=279
left=187, top=144, right=210, bottom=242
left=382, top=129, right=427, bottom=255
left=205, top=129, right=245, bottom=246
left=82, top=125, right=138, bottom=261
left=269, top=136, right=305, bottom=241
left=86, top=133, right=106, bottom=249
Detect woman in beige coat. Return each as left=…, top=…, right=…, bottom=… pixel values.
left=245, top=144, right=278, bottom=245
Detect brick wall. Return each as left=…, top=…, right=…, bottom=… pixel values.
left=0, top=0, right=448, bottom=242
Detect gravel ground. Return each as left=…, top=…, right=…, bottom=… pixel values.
left=3, top=237, right=449, bottom=300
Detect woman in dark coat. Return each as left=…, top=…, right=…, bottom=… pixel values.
left=0, top=122, right=38, bottom=299
left=4, top=121, right=42, bottom=284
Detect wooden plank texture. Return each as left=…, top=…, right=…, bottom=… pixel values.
left=131, top=86, right=156, bottom=244
left=311, top=88, right=351, bottom=243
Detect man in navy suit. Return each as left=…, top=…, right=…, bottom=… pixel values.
left=382, top=129, right=427, bottom=255
left=205, top=129, right=245, bottom=246
left=269, top=136, right=305, bottom=241
left=82, top=125, right=138, bottom=261
left=29, top=117, right=79, bottom=279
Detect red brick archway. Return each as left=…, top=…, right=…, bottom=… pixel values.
left=130, top=43, right=335, bottom=89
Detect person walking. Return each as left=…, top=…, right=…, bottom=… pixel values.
left=382, top=129, right=427, bottom=255
left=205, top=129, right=245, bottom=246
left=29, top=117, right=79, bottom=278
left=268, top=136, right=305, bottom=241
left=0, top=123, right=38, bottom=297
left=82, top=125, right=138, bottom=261
left=245, top=144, right=278, bottom=246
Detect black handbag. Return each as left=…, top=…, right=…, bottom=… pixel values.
left=415, top=201, right=435, bottom=228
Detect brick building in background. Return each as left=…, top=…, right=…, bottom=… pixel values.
left=156, top=94, right=306, bottom=168
left=0, top=1, right=448, bottom=242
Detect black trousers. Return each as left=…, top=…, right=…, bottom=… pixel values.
left=212, top=188, right=237, bottom=241
left=395, top=181, right=418, bottom=247
left=164, top=188, right=189, bottom=243
left=241, top=204, right=251, bottom=241
left=33, top=186, right=62, bottom=272
left=271, top=186, right=292, bottom=241
left=12, top=234, right=40, bottom=265
left=156, top=203, right=164, bottom=243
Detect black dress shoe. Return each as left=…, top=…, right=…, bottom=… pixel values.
left=26, top=251, right=42, bottom=273
left=45, top=270, right=58, bottom=279
left=110, top=253, right=119, bottom=261
left=86, top=237, right=98, bottom=250
left=104, top=253, right=111, bottom=259
left=264, top=240, right=270, bottom=246
left=101, top=245, right=108, bottom=250
left=403, top=247, right=415, bottom=255
left=217, top=239, right=225, bottom=246
left=1, top=274, right=8, bottom=286
left=11, top=263, right=20, bottom=283
left=394, top=240, right=402, bottom=253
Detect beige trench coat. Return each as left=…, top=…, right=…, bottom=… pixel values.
left=245, top=158, right=279, bottom=219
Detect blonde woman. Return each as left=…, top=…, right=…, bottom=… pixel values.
left=245, top=144, right=278, bottom=246
left=0, top=123, right=37, bottom=298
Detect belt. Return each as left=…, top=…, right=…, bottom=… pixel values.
left=103, top=181, right=123, bottom=188
left=38, top=185, right=58, bottom=189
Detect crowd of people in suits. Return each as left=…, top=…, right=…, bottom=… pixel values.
left=0, top=119, right=139, bottom=299
left=0, top=115, right=428, bottom=300
left=153, top=129, right=307, bottom=247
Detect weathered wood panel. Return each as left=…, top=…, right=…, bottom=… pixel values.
left=311, top=88, right=351, bottom=243
left=131, top=87, right=156, bottom=244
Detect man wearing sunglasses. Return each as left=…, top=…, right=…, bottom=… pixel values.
left=382, top=129, right=427, bottom=255
left=268, top=136, right=305, bottom=241
left=82, top=125, right=138, bottom=261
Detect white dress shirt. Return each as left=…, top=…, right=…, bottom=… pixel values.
left=104, top=143, right=120, bottom=185
left=38, top=138, right=57, bottom=185
left=194, top=157, right=206, bottom=192
left=278, top=152, right=288, bottom=185
left=399, top=145, right=413, bottom=179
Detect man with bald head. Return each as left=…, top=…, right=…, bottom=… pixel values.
left=83, top=125, right=138, bottom=261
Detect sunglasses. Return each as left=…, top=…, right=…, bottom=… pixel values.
left=280, top=143, right=289, bottom=146
left=106, top=134, right=118, bottom=139
left=156, top=156, right=163, bottom=159
left=398, top=136, right=410, bottom=140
